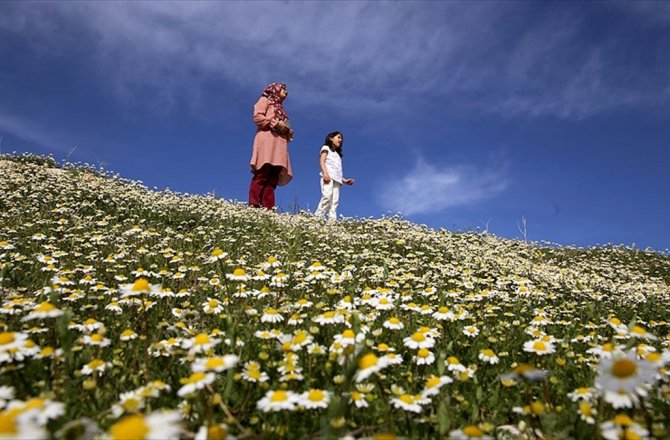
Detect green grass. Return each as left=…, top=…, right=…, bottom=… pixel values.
left=1, top=153, right=669, bottom=439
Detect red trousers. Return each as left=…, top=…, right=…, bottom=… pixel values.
left=249, top=164, right=282, bottom=209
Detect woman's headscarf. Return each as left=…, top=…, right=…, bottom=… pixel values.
left=262, top=82, right=293, bottom=140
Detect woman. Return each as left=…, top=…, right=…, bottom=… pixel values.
left=248, top=82, right=293, bottom=209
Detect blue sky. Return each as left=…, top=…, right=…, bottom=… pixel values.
left=1, top=1, right=669, bottom=251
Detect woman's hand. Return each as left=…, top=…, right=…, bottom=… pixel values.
left=275, top=121, right=288, bottom=133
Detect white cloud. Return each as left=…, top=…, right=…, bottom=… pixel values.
left=377, top=158, right=507, bottom=216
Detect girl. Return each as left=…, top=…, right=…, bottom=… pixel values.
left=248, top=82, right=294, bottom=209
left=314, top=131, right=355, bottom=220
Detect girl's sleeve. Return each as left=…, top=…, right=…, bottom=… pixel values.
left=252, top=97, right=276, bottom=130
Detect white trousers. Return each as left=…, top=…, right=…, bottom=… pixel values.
left=315, top=179, right=341, bottom=220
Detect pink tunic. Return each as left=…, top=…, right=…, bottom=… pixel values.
left=249, top=96, right=292, bottom=186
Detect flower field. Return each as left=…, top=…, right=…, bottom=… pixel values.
left=1, top=154, right=669, bottom=439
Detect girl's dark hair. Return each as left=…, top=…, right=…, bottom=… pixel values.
left=324, top=131, right=343, bottom=157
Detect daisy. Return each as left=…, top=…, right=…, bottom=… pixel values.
left=390, top=394, right=424, bottom=413
left=108, top=411, right=182, bottom=440
left=446, top=356, right=466, bottom=373
left=567, top=387, right=597, bottom=402
left=242, top=361, right=269, bottom=382
left=182, top=333, right=221, bottom=354
left=261, top=308, right=284, bottom=323
left=256, top=390, right=299, bottom=412
left=630, top=325, right=658, bottom=341
left=403, top=331, right=435, bottom=350
left=120, top=329, right=138, bottom=341
left=348, top=390, right=369, bottom=408
left=587, top=342, right=626, bottom=359
left=20, top=302, right=64, bottom=321
left=333, top=329, right=360, bottom=348
left=354, top=353, right=390, bottom=382
left=177, top=372, right=216, bottom=397
left=383, top=317, right=404, bottom=330
left=201, top=298, right=223, bottom=315
left=523, top=339, right=556, bottom=356
left=313, top=311, right=345, bottom=325
left=463, top=325, right=480, bottom=338
left=0, top=332, right=30, bottom=363
left=195, top=424, right=233, bottom=440
left=81, top=359, right=112, bottom=375
left=208, top=248, right=228, bottom=263
left=577, top=401, right=597, bottom=424
left=449, top=425, right=493, bottom=440
left=600, top=414, right=649, bottom=440
left=191, top=355, right=239, bottom=373
left=226, top=268, right=249, bottom=282
left=81, top=333, right=111, bottom=347
left=478, top=349, right=500, bottom=365
left=421, top=375, right=453, bottom=398
left=118, top=278, right=160, bottom=298
left=432, top=306, right=455, bottom=321
left=298, top=389, right=331, bottom=409
left=500, top=364, right=547, bottom=382
left=596, top=351, right=657, bottom=408
left=415, top=348, right=435, bottom=365
left=270, top=272, right=289, bottom=287
left=374, top=296, right=395, bottom=311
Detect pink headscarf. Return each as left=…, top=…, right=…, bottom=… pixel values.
left=262, top=82, right=293, bottom=140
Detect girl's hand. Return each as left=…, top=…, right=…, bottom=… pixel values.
left=323, top=175, right=331, bottom=184
left=344, top=178, right=355, bottom=185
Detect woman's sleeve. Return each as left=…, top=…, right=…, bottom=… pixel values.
left=253, top=97, right=276, bottom=130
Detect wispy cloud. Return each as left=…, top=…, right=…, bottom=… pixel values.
left=2, top=2, right=669, bottom=119
left=0, top=111, right=72, bottom=154
left=377, top=157, right=508, bottom=216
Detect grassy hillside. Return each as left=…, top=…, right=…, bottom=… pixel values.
left=1, top=153, right=669, bottom=439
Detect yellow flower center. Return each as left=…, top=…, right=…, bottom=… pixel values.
left=532, top=341, right=547, bottom=351
left=264, top=308, right=277, bottom=315
left=122, top=398, right=141, bottom=411
left=358, top=353, right=379, bottom=370
left=426, top=376, right=441, bottom=388
left=205, top=358, right=226, bottom=369
left=308, top=390, right=324, bottom=402
left=447, top=356, right=460, bottom=365
left=207, top=425, right=229, bottom=440
left=88, top=359, right=105, bottom=369
left=613, top=413, right=634, bottom=426
left=418, top=348, right=430, bottom=358
left=0, top=409, right=20, bottom=434
left=188, top=372, right=207, bottom=384
left=411, top=332, right=426, bottom=342
left=579, top=401, right=593, bottom=415
left=610, top=317, right=622, bottom=325
left=208, top=300, right=219, bottom=308
left=132, top=278, right=150, bottom=292
left=438, top=306, right=449, bottom=313
left=233, top=268, right=246, bottom=276
left=611, top=359, right=637, bottom=378
left=270, top=390, right=289, bottom=402
left=388, top=317, right=400, bottom=324
left=399, top=394, right=414, bottom=404
left=342, top=329, right=355, bottom=339
left=91, top=334, right=104, bottom=342
left=194, top=333, right=211, bottom=345
left=110, top=415, right=149, bottom=440
left=482, top=349, right=495, bottom=357
left=0, top=333, right=15, bottom=345
left=211, top=248, right=224, bottom=257
left=463, top=425, right=484, bottom=437
left=322, top=311, right=335, bottom=319
left=121, top=330, right=135, bottom=337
